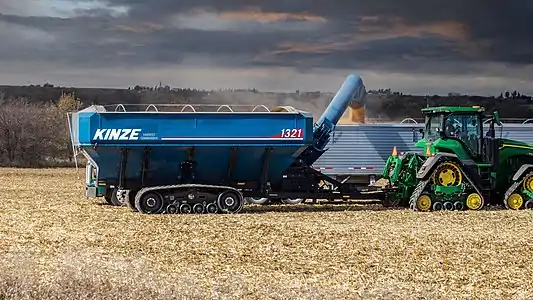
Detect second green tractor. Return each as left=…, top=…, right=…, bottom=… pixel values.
left=382, top=105, right=533, bottom=211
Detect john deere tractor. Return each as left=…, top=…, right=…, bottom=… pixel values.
left=382, top=105, right=533, bottom=211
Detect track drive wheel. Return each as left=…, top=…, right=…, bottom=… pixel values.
left=433, top=162, right=463, bottom=186
left=466, top=193, right=484, bottom=210
left=217, top=190, right=244, bottom=214
left=414, top=193, right=433, bottom=212
left=135, top=192, right=165, bottom=214
left=505, top=193, right=524, bottom=210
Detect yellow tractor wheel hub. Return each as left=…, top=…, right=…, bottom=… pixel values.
left=466, top=193, right=483, bottom=210
left=416, top=194, right=432, bottom=212
left=506, top=193, right=523, bottom=210
left=433, top=162, right=463, bottom=186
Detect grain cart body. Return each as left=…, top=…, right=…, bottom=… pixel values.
left=70, top=74, right=384, bottom=214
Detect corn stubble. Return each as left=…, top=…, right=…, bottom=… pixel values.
left=0, top=168, right=532, bottom=299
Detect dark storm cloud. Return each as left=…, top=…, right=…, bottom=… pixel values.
left=0, top=0, right=532, bottom=90
left=99, top=0, right=533, bottom=67
left=0, top=5, right=330, bottom=69
left=103, top=0, right=533, bottom=43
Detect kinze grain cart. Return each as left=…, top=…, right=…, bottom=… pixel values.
left=69, top=74, right=386, bottom=214
left=381, top=105, right=533, bottom=211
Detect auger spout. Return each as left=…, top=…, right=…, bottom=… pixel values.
left=298, top=73, right=367, bottom=165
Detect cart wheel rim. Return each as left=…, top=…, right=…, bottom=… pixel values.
left=138, top=193, right=164, bottom=214
left=206, top=203, right=218, bottom=213
left=224, top=197, right=235, bottom=206
left=167, top=204, right=177, bottom=214
left=179, top=204, right=192, bottom=214
left=193, top=203, right=204, bottom=214
left=217, top=191, right=244, bottom=213
left=146, top=198, right=156, bottom=207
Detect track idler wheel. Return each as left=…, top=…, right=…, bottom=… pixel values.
left=193, top=203, right=204, bottom=214
left=432, top=202, right=443, bottom=211
left=525, top=199, right=533, bottom=210
left=217, top=190, right=244, bottom=214
left=179, top=204, right=192, bottom=214
left=443, top=202, right=453, bottom=211
left=135, top=192, right=165, bottom=214
left=505, top=193, right=524, bottom=210
left=453, top=201, right=464, bottom=211
left=466, top=193, right=484, bottom=210
left=414, top=193, right=432, bottom=212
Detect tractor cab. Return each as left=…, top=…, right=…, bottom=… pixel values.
left=417, top=106, right=501, bottom=166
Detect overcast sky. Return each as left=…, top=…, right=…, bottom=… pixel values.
left=0, top=0, right=532, bottom=95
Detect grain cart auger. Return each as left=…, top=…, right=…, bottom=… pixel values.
left=381, top=106, right=533, bottom=211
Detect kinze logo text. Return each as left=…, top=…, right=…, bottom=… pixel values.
left=93, top=129, right=141, bottom=140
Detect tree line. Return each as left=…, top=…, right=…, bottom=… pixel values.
left=0, top=93, right=82, bottom=167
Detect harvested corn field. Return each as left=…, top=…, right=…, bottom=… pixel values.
left=1, top=168, right=533, bottom=299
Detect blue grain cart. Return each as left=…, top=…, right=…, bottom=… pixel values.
left=69, top=74, right=384, bottom=214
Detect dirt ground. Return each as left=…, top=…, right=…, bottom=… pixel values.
left=1, top=168, right=532, bottom=299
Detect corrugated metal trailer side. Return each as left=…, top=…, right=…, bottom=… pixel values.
left=312, top=123, right=533, bottom=186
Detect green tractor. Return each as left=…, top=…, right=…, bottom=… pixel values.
left=382, top=105, right=533, bottom=211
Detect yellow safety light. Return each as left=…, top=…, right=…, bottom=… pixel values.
left=392, top=146, right=397, bottom=156
left=425, top=145, right=431, bottom=156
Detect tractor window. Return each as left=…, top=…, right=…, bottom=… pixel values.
left=444, top=114, right=481, bottom=155
left=425, top=114, right=443, bottom=141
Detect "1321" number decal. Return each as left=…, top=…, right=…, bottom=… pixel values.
left=280, top=128, right=303, bottom=138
